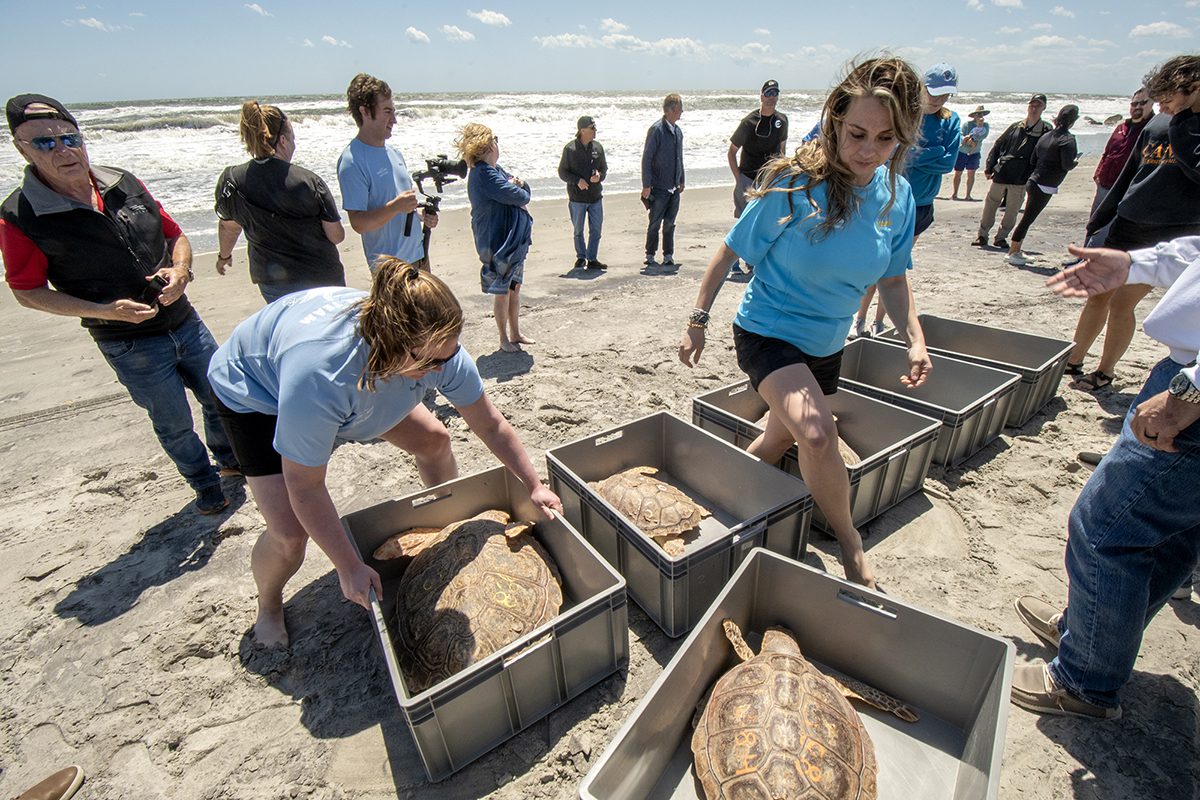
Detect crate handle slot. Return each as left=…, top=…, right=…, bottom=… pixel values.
left=594, top=430, right=624, bottom=447
left=728, top=384, right=748, bottom=396
left=836, top=588, right=898, bottom=619
left=503, top=632, right=554, bottom=667
left=410, top=489, right=453, bottom=508
left=887, top=449, right=908, bottom=462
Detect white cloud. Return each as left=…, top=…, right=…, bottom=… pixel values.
left=1029, top=34, right=1071, bottom=47
left=1050, top=5, right=1074, bottom=17
left=129, top=11, right=145, bottom=16
left=467, top=9, right=511, bottom=26
left=441, top=24, right=476, bottom=42
left=1030, top=22, right=1053, bottom=30
left=533, top=33, right=598, bottom=48
left=967, top=0, right=983, bottom=11
left=655, top=37, right=705, bottom=58
left=321, top=34, right=352, bottom=47
left=991, top=0, right=1023, bottom=7
left=67, top=17, right=117, bottom=32
left=753, top=27, right=771, bottom=36
left=599, top=18, right=627, bottom=33
left=244, top=3, right=271, bottom=17
left=1129, top=21, right=1190, bottom=37
left=998, top=25, right=1021, bottom=33
left=600, top=33, right=651, bottom=52
left=302, top=38, right=314, bottom=47
left=405, top=26, right=431, bottom=43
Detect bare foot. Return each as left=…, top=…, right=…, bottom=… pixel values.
left=499, top=341, right=522, bottom=353
left=254, top=605, right=289, bottom=648
left=512, top=334, right=536, bottom=345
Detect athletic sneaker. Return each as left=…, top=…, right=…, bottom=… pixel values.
left=644, top=254, right=657, bottom=267
left=662, top=255, right=675, bottom=266
left=851, top=316, right=866, bottom=339
left=993, top=238, right=1010, bottom=249
left=574, top=257, right=586, bottom=269
left=587, top=260, right=608, bottom=270
left=971, top=235, right=987, bottom=247
left=870, top=320, right=886, bottom=337
left=1060, top=256, right=1084, bottom=268
left=1006, top=252, right=1029, bottom=267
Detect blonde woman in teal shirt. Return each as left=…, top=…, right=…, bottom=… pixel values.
left=679, top=57, right=932, bottom=590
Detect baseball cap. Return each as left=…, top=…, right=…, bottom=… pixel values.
left=761, top=79, right=780, bottom=96
left=1029, top=93, right=1048, bottom=105
left=923, top=63, right=959, bottom=96
left=6, top=93, right=78, bottom=134
left=1056, top=104, right=1079, bottom=127
left=577, top=115, right=596, bottom=131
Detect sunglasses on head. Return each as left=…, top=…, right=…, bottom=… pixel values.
left=20, top=133, right=84, bottom=152
left=411, top=343, right=460, bottom=368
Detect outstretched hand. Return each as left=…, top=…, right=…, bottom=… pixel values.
left=1046, top=245, right=1133, bottom=298
left=678, top=327, right=705, bottom=367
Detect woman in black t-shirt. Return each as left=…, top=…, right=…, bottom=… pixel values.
left=214, top=101, right=346, bottom=303
left=1005, top=105, right=1080, bottom=267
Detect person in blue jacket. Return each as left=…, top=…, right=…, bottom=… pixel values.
left=678, top=57, right=932, bottom=591
left=456, top=122, right=535, bottom=353
left=853, top=63, right=961, bottom=338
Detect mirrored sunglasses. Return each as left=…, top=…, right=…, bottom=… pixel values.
left=763, top=89, right=780, bottom=98
left=21, top=133, right=84, bottom=152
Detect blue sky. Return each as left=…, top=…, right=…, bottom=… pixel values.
left=1, top=0, right=1196, bottom=102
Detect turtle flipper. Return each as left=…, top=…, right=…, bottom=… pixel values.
left=830, top=670, right=920, bottom=723
left=721, top=618, right=756, bottom=662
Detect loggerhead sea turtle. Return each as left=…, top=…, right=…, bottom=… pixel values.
left=394, top=510, right=562, bottom=693
left=691, top=619, right=918, bottom=800
left=591, top=466, right=709, bottom=557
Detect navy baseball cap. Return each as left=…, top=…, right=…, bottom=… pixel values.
left=761, top=80, right=780, bottom=96
left=577, top=115, right=596, bottom=131
left=6, top=93, right=78, bottom=134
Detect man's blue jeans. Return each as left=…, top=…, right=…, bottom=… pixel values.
left=1049, top=357, right=1200, bottom=708
left=95, top=311, right=236, bottom=491
left=645, top=189, right=680, bottom=259
left=568, top=200, right=603, bottom=261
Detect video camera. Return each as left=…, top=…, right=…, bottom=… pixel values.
left=412, top=155, right=468, bottom=217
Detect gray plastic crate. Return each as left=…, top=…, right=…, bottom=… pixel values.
left=546, top=411, right=813, bottom=638
left=839, top=338, right=1021, bottom=467
left=875, top=314, right=1072, bottom=428
left=341, top=466, right=628, bottom=782
left=580, top=548, right=1014, bottom=800
left=692, top=382, right=939, bottom=533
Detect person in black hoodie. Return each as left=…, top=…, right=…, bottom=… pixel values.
left=1006, top=105, right=1080, bottom=266
left=558, top=115, right=608, bottom=270
left=972, top=93, right=1051, bottom=248
left=1065, top=54, right=1200, bottom=391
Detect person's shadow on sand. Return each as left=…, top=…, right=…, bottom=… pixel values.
left=475, top=349, right=534, bottom=381
left=640, top=262, right=680, bottom=276
left=54, top=480, right=247, bottom=626
left=558, top=264, right=604, bottom=281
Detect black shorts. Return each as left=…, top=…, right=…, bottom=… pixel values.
left=213, top=395, right=283, bottom=477
left=913, top=203, right=935, bottom=237
left=732, top=324, right=842, bottom=395
left=1104, top=216, right=1200, bottom=252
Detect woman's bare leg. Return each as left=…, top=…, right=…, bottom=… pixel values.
left=247, top=473, right=308, bottom=647
left=1096, top=283, right=1153, bottom=376
left=494, top=293, right=518, bottom=352
left=1067, top=289, right=1116, bottom=366
left=508, top=284, right=535, bottom=345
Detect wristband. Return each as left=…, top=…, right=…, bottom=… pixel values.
left=689, top=308, right=711, bottom=327
left=217, top=253, right=232, bottom=260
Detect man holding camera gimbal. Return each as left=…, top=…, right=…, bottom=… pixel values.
left=337, top=73, right=438, bottom=272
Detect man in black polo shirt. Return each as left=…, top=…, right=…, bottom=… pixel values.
left=727, top=79, right=789, bottom=275
left=0, top=94, right=238, bottom=515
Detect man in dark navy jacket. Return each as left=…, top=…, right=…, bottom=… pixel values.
left=0, top=94, right=237, bottom=515
left=641, top=93, right=685, bottom=267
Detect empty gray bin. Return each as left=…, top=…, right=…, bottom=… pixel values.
left=839, top=338, right=1021, bottom=467
left=875, top=315, right=1072, bottom=427
left=341, top=466, right=628, bottom=782
left=546, top=411, right=813, bottom=638
left=692, top=382, right=939, bottom=533
left=580, top=548, right=1014, bottom=800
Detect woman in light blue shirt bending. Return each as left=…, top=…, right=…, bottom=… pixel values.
left=679, top=57, right=933, bottom=590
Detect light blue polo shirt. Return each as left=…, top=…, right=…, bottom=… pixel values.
left=727, top=166, right=915, bottom=357
left=336, top=138, right=425, bottom=269
left=208, top=287, right=484, bottom=467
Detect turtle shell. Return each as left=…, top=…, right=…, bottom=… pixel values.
left=591, top=466, right=709, bottom=540
left=692, top=625, right=878, bottom=800
left=395, top=510, right=563, bottom=693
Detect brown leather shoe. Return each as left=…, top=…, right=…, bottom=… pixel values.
left=17, top=766, right=84, bottom=800
left=1011, top=663, right=1121, bottom=720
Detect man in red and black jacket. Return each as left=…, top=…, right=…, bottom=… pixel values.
left=0, top=93, right=238, bottom=515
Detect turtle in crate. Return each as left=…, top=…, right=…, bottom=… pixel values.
left=380, top=510, right=563, bottom=693
left=691, top=619, right=919, bottom=800
left=590, top=465, right=710, bottom=556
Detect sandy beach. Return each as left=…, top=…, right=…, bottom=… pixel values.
left=0, top=157, right=1196, bottom=800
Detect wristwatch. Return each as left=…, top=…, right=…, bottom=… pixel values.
left=1168, top=371, right=1200, bottom=404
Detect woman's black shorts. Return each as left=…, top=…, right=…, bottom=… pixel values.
left=213, top=394, right=284, bottom=477
left=732, top=324, right=842, bottom=395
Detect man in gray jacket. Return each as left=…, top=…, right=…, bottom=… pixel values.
left=641, top=93, right=685, bottom=267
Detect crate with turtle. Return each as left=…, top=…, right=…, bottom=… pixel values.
left=341, top=466, right=628, bottom=782
left=581, top=549, right=1015, bottom=800
left=547, top=411, right=813, bottom=637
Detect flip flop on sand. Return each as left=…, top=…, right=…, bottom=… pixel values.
left=1063, top=361, right=1085, bottom=377
left=1074, top=370, right=1113, bottom=392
